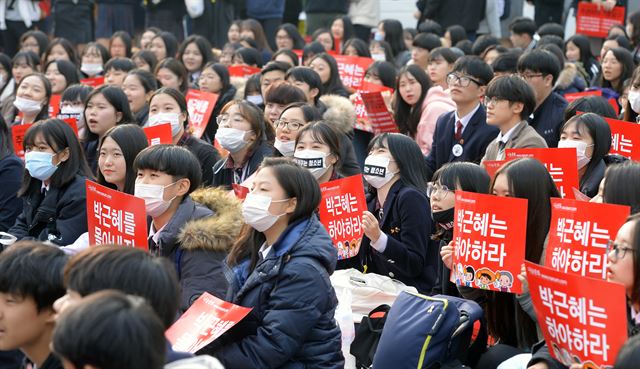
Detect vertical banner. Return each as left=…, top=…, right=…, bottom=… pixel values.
left=165, top=292, right=252, bottom=353
left=186, top=89, right=218, bottom=139
left=526, top=261, right=628, bottom=368
left=227, top=65, right=262, bottom=78
left=48, top=94, right=61, bottom=118
left=604, top=117, right=640, bottom=160
left=334, top=55, right=373, bottom=90
left=80, top=76, right=105, bottom=88
left=318, top=175, right=367, bottom=260
left=143, top=123, right=173, bottom=146
left=505, top=148, right=580, bottom=199
left=576, top=2, right=625, bottom=38
left=452, top=191, right=528, bottom=293
left=86, top=180, right=148, bottom=249
left=360, top=91, right=398, bottom=134
left=546, top=198, right=630, bottom=280
left=11, top=123, right=32, bottom=159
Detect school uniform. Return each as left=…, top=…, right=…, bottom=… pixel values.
left=527, top=92, right=568, bottom=148
left=212, top=141, right=275, bottom=188
left=481, top=120, right=548, bottom=162
left=0, top=154, right=23, bottom=232
left=178, top=132, right=220, bottom=187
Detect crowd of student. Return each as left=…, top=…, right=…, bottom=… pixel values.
left=2, top=1, right=640, bottom=369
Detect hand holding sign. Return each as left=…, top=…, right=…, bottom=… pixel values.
left=362, top=211, right=381, bottom=243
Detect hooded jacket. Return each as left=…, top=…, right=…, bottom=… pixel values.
left=211, top=216, right=344, bottom=369
left=416, top=86, right=456, bottom=155
left=320, top=94, right=361, bottom=177
left=554, top=63, right=587, bottom=97
left=152, top=187, right=242, bottom=312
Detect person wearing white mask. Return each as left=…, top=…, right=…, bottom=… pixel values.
left=274, top=102, right=318, bottom=157
left=212, top=100, right=274, bottom=188
left=293, top=121, right=342, bottom=185
left=133, top=144, right=242, bottom=312
left=623, top=68, right=640, bottom=123
left=558, top=113, right=611, bottom=198
left=211, top=157, right=343, bottom=368
left=147, top=87, right=220, bottom=187
left=58, top=85, right=93, bottom=143
left=11, top=73, right=51, bottom=125
left=79, top=43, right=108, bottom=79
left=359, top=133, right=436, bottom=293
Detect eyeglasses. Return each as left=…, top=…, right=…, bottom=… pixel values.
left=607, top=240, right=636, bottom=262
left=446, top=73, right=482, bottom=87
left=483, top=96, right=508, bottom=108
left=216, top=114, right=246, bottom=127
left=274, top=119, right=305, bottom=131
left=517, top=73, right=545, bottom=81
left=427, top=182, right=454, bottom=198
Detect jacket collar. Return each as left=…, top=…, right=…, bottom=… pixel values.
left=378, top=180, right=403, bottom=227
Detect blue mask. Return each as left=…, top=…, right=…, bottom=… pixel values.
left=374, top=32, right=385, bottom=42
left=25, top=151, right=59, bottom=181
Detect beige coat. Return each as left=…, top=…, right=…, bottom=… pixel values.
left=481, top=120, right=548, bottom=162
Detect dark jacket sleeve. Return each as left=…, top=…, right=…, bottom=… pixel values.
left=423, top=0, right=443, bottom=19
left=0, top=157, right=23, bottom=232
left=179, top=249, right=229, bottom=312
left=8, top=201, right=29, bottom=240
left=54, top=179, right=88, bottom=245
left=214, top=262, right=334, bottom=369
left=425, top=121, right=440, bottom=180
left=338, top=133, right=361, bottom=177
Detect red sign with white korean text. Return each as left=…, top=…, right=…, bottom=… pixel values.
left=360, top=91, right=398, bottom=134
left=48, top=94, right=61, bottom=118
left=143, top=124, right=172, bottom=146
left=482, top=160, right=509, bottom=180
left=227, top=64, right=261, bottom=78
left=452, top=191, right=528, bottom=294
left=57, top=115, right=79, bottom=137
left=505, top=148, right=579, bottom=199
left=186, top=89, right=218, bottom=139
left=318, top=175, right=367, bottom=260
left=165, top=292, right=252, bottom=353
left=546, top=198, right=629, bottom=280
left=80, top=76, right=105, bottom=88
left=334, top=55, right=373, bottom=90
left=86, top=180, right=147, bottom=249
left=526, top=261, right=627, bottom=368
left=576, top=2, right=625, bottom=38
left=353, top=83, right=394, bottom=133
left=11, top=123, right=31, bottom=159
left=604, top=117, right=640, bottom=160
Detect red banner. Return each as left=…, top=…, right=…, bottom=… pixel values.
left=143, top=123, right=173, bottom=146
left=564, top=90, right=602, bottom=103
left=86, top=180, right=147, bottom=249
left=452, top=191, right=528, bottom=293
left=186, top=89, right=218, bottom=139
left=80, top=76, right=105, bottom=88
left=57, top=115, right=79, bottom=137
left=48, top=94, right=61, bottom=118
left=526, top=261, right=628, bottom=368
left=360, top=91, right=398, bottom=134
left=482, top=160, right=509, bottom=180
left=227, top=64, right=261, bottom=78
left=604, top=117, right=640, bottom=160
left=318, top=175, right=367, bottom=260
left=165, top=292, right=252, bottom=353
left=334, top=55, right=373, bottom=90
left=505, top=148, right=579, bottom=199
left=546, top=198, right=629, bottom=280
left=576, top=2, right=626, bottom=38
left=11, top=123, right=31, bottom=159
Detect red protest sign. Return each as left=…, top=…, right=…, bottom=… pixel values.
left=165, top=292, right=252, bottom=353
left=482, top=160, right=509, bottom=180
left=360, top=91, right=398, bottom=134
left=228, top=64, right=261, bottom=78
left=57, top=115, right=79, bottom=137
left=318, top=175, right=367, bottom=260
left=526, top=261, right=627, bottom=368
left=231, top=184, right=249, bottom=200
left=505, top=148, right=579, bottom=199
left=576, top=2, right=625, bottom=38
left=359, top=81, right=394, bottom=94
left=546, top=198, right=629, bottom=280
left=334, top=55, right=373, bottom=90
left=86, top=180, right=148, bottom=249
left=11, top=123, right=31, bottom=159
left=80, top=76, right=105, bottom=87
left=352, top=92, right=372, bottom=132
left=564, top=90, right=602, bottom=103
left=604, top=117, right=640, bottom=160
left=451, top=191, right=527, bottom=293
left=186, top=89, right=218, bottom=138
left=48, top=94, right=61, bottom=118
left=143, top=123, right=173, bottom=146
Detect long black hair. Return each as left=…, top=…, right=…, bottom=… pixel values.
left=366, top=61, right=397, bottom=89
left=97, top=124, right=149, bottom=195
left=394, top=64, right=432, bottom=137
left=275, top=23, right=305, bottom=50
left=603, top=161, right=640, bottom=214
left=381, top=19, right=408, bottom=57
left=599, top=47, right=635, bottom=94
left=368, top=133, right=429, bottom=193
left=177, top=35, right=215, bottom=73
left=0, top=115, right=12, bottom=159
left=85, top=85, right=135, bottom=143
left=309, top=53, right=348, bottom=96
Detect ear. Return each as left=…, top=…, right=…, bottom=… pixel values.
left=309, top=87, right=319, bottom=100
left=285, top=197, right=297, bottom=214
left=544, top=74, right=554, bottom=87
left=56, top=147, right=70, bottom=164
left=115, top=111, right=123, bottom=123
left=42, top=306, right=57, bottom=324
left=179, top=111, right=188, bottom=124
left=327, top=153, right=338, bottom=166
left=176, top=178, right=191, bottom=197
left=245, top=130, right=258, bottom=144
left=477, top=85, right=487, bottom=98
left=511, top=101, right=524, bottom=115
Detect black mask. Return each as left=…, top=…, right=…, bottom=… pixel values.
left=431, top=208, right=454, bottom=230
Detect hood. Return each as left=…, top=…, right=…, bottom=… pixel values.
left=273, top=216, right=338, bottom=274
left=424, top=85, right=456, bottom=108
left=164, top=356, right=225, bottom=369
left=177, top=187, right=243, bottom=252
left=555, top=63, right=583, bottom=90
left=320, top=94, right=356, bottom=134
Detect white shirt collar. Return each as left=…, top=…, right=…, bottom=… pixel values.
left=454, top=103, right=481, bottom=130
left=148, top=222, right=166, bottom=245
left=258, top=242, right=272, bottom=260
left=496, top=121, right=523, bottom=143
left=40, top=182, right=50, bottom=193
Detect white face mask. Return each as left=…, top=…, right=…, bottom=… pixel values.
left=215, top=127, right=250, bottom=153
left=246, top=95, right=263, bottom=105
left=371, top=53, right=386, bottom=62
left=363, top=155, right=397, bottom=188
left=134, top=182, right=178, bottom=217
left=148, top=112, right=182, bottom=136
left=629, top=90, right=640, bottom=114
left=274, top=139, right=296, bottom=157
left=242, top=193, right=290, bottom=232
left=80, top=63, right=104, bottom=76
left=14, top=96, right=42, bottom=114
left=293, top=149, right=330, bottom=179
left=558, top=139, right=592, bottom=169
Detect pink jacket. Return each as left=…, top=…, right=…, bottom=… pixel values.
left=416, top=86, right=456, bottom=155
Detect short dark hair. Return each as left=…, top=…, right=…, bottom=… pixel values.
left=412, top=32, right=442, bottom=51
left=85, top=85, right=135, bottom=142
left=537, top=44, right=565, bottom=73
left=12, top=50, right=40, bottom=72
left=605, top=34, right=632, bottom=50
left=202, top=62, right=232, bottom=94
left=491, top=51, right=521, bottom=74
left=63, top=246, right=180, bottom=327
left=452, top=56, right=494, bottom=85
left=564, top=95, right=617, bottom=122
left=604, top=161, right=640, bottom=214
left=44, top=38, right=78, bottom=65
left=295, top=120, right=342, bottom=168
left=104, top=57, right=136, bottom=73
left=429, top=47, right=460, bottom=64
left=82, top=42, right=110, bottom=65
left=97, top=124, right=149, bottom=194
left=133, top=144, right=202, bottom=194
left=280, top=102, right=322, bottom=122
left=127, top=68, right=158, bottom=93
left=272, top=49, right=300, bottom=66
left=302, top=41, right=325, bottom=65
left=0, top=241, right=67, bottom=311
left=275, top=23, right=306, bottom=49
left=149, top=87, right=189, bottom=128
left=177, top=35, right=214, bottom=72
left=19, top=30, right=49, bottom=56
left=155, top=57, right=188, bottom=93
left=485, top=75, right=537, bottom=119
left=561, top=113, right=611, bottom=188
left=471, top=35, right=499, bottom=56
left=286, top=66, right=324, bottom=103
left=369, top=133, right=429, bottom=193
left=509, top=17, right=537, bottom=37
left=418, top=19, right=443, bottom=36
left=61, top=84, right=93, bottom=105
left=261, top=60, right=291, bottom=77
left=234, top=47, right=263, bottom=68
left=153, top=32, right=179, bottom=59
left=446, top=25, right=467, bottom=46
left=0, top=115, right=11, bottom=159
left=265, top=82, right=306, bottom=105
left=538, top=35, right=565, bottom=50
left=517, top=49, right=561, bottom=84
left=365, top=61, right=397, bottom=89
left=52, top=290, right=166, bottom=369
left=0, top=53, right=11, bottom=80
left=44, top=59, right=80, bottom=88
left=537, top=22, right=564, bottom=38
left=614, top=329, right=640, bottom=369
left=110, top=31, right=133, bottom=58
left=341, top=38, right=371, bottom=58
left=131, top=50, right=158, bottom=72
